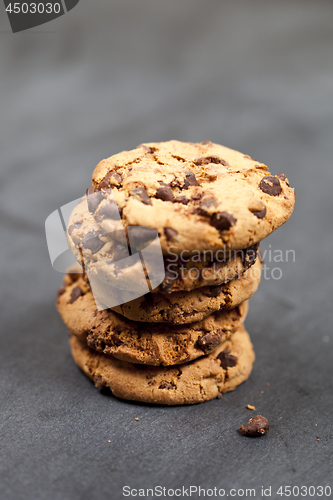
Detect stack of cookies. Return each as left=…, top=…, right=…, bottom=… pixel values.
left=57, top=141, right=294, bottom=405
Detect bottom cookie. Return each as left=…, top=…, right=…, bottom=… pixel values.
left=70, top=325, right=255, bottom=405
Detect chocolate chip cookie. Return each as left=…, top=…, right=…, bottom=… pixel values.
left=108, top=257, right=262, bottom=324
left=57, top=272, right=248, bottom=366
left=67, top=196, right=260, bottom=294
left=90, top=140, right=294, bottom=254
left=70, top=324, right=255, bottom=405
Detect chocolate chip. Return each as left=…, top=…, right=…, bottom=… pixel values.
left=164, top=227, right=178, bottom=240
left=240, top=243, right=259, bottom=270
left=82, top=231, right=105, bottom=254
left=68, top=223, right=82, bottom=236
left=210, top=212, right=236, bottom=231
left=217, top=349, right=238, bottom=368
left=239, top=415, right=270, bottom=437
left=159, top=382, right=176, bottom=390
left=183, top=170, right=198, bottom=189
left=276, top=172, right=286, bottom=181
left=86, top=188, right=105, bottom=213
left=203, top=285, right=224, bottom=297
left=128, top=227, right=156, bottom=250
left=196, top=330, right=225, bottom=353
left=57, top=286, right=66, bottom=297
left=156, top=182, right=174, bottom=202
left=69, top=286, right=83, bottom=304
left=170, top=177, right=181, bottom=188
left=112, top=243, right=129, bottom=262
left=174, top=195, right=189, bottom=205
left=196, top=198, right=219, bottom=215
left=194, top=156, right=229, bottom=166
left=130, top=187, right=151, bottom=205
left=99, top=201, right=120, bottom=219
left=200, top=140, right=212, bottom=145
left=98, top=171, right=123, bottom=190
left=259, top=175, right=282, bottom=196
left=250, top=206, right=267, bottom=219
left=110, top=172, right=123, bottom=186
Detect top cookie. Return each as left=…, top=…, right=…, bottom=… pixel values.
left=91, top=140, right=295, bottom=254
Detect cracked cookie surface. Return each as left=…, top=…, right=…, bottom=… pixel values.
left=70, top=324, right=255, bottom=405
left=57, top=272, right=248, bottom=366
left=90, top=140, right=294, bottom=254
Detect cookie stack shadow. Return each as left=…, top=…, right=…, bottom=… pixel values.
left=56, top=140, right=294, bottom=405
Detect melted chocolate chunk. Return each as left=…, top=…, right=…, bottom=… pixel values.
left=239, top=415, right=270, bottom=437
left=196, top=198, right=219, bottom=215
left=98, top=171, right=123, bottom=190
left=86, top=188, right=104, bottom=213
left=194, top=156, right=229, bottom=166
left=250, top=206, right=267, bottom=219
left=164, top=227, right=178, bottom=241
left=210, top=212, right=236, bottom=231
left=174, top=195, right=189, bottom=205
left=112, top=243, right=129, bottom=262
left=241, top=243, right=259, bottom=270
left=69, top=286, right=83, bottom=304
left=130, top=187, right=151, bottom=205
left=196, top=330, right=225, bottom=353
left=156, top=182, right=174, bottom=202
left=159, top=382, right=176, bottom=390
left=99, top=201, right=120, bottom=219
left=259, top=175, right=282, bottom=196
left=183, top=170, right=198, bottom=189
left=217, top=349, right=238, bottom=368
left=82, top=231, right=105, bottom=254
left=68, top=223, right=82, bottom=237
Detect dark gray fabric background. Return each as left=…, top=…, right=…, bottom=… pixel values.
left=0, top=1, right=332, bottom=499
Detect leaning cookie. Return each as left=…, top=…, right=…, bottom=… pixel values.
left=108, top=257, right=262, bottom=324
left=57, top=273, right=248, bottom=366
left=70, top=325, right=255, bottom=405
left=91, top=140, right=295, bottom=254
left=67, top=196, right=260, bottom=294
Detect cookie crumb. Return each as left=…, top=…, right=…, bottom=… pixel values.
left=239, top=415, right=270, bottom=437
left=261, top=391, right=264, bottom=394
left=317, top=439, right=320, bottom=442
left=266, top=382, right=270, bottom=386
left=108, top=440, right=111, bottom=443
left=247, top=404, right=255, bottom=410
left=135, top=418, right=139, bottom=421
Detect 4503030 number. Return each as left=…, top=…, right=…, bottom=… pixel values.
left=277, top=485, right=331, bottom=497
left=5, top=3, right=61, bottom=14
